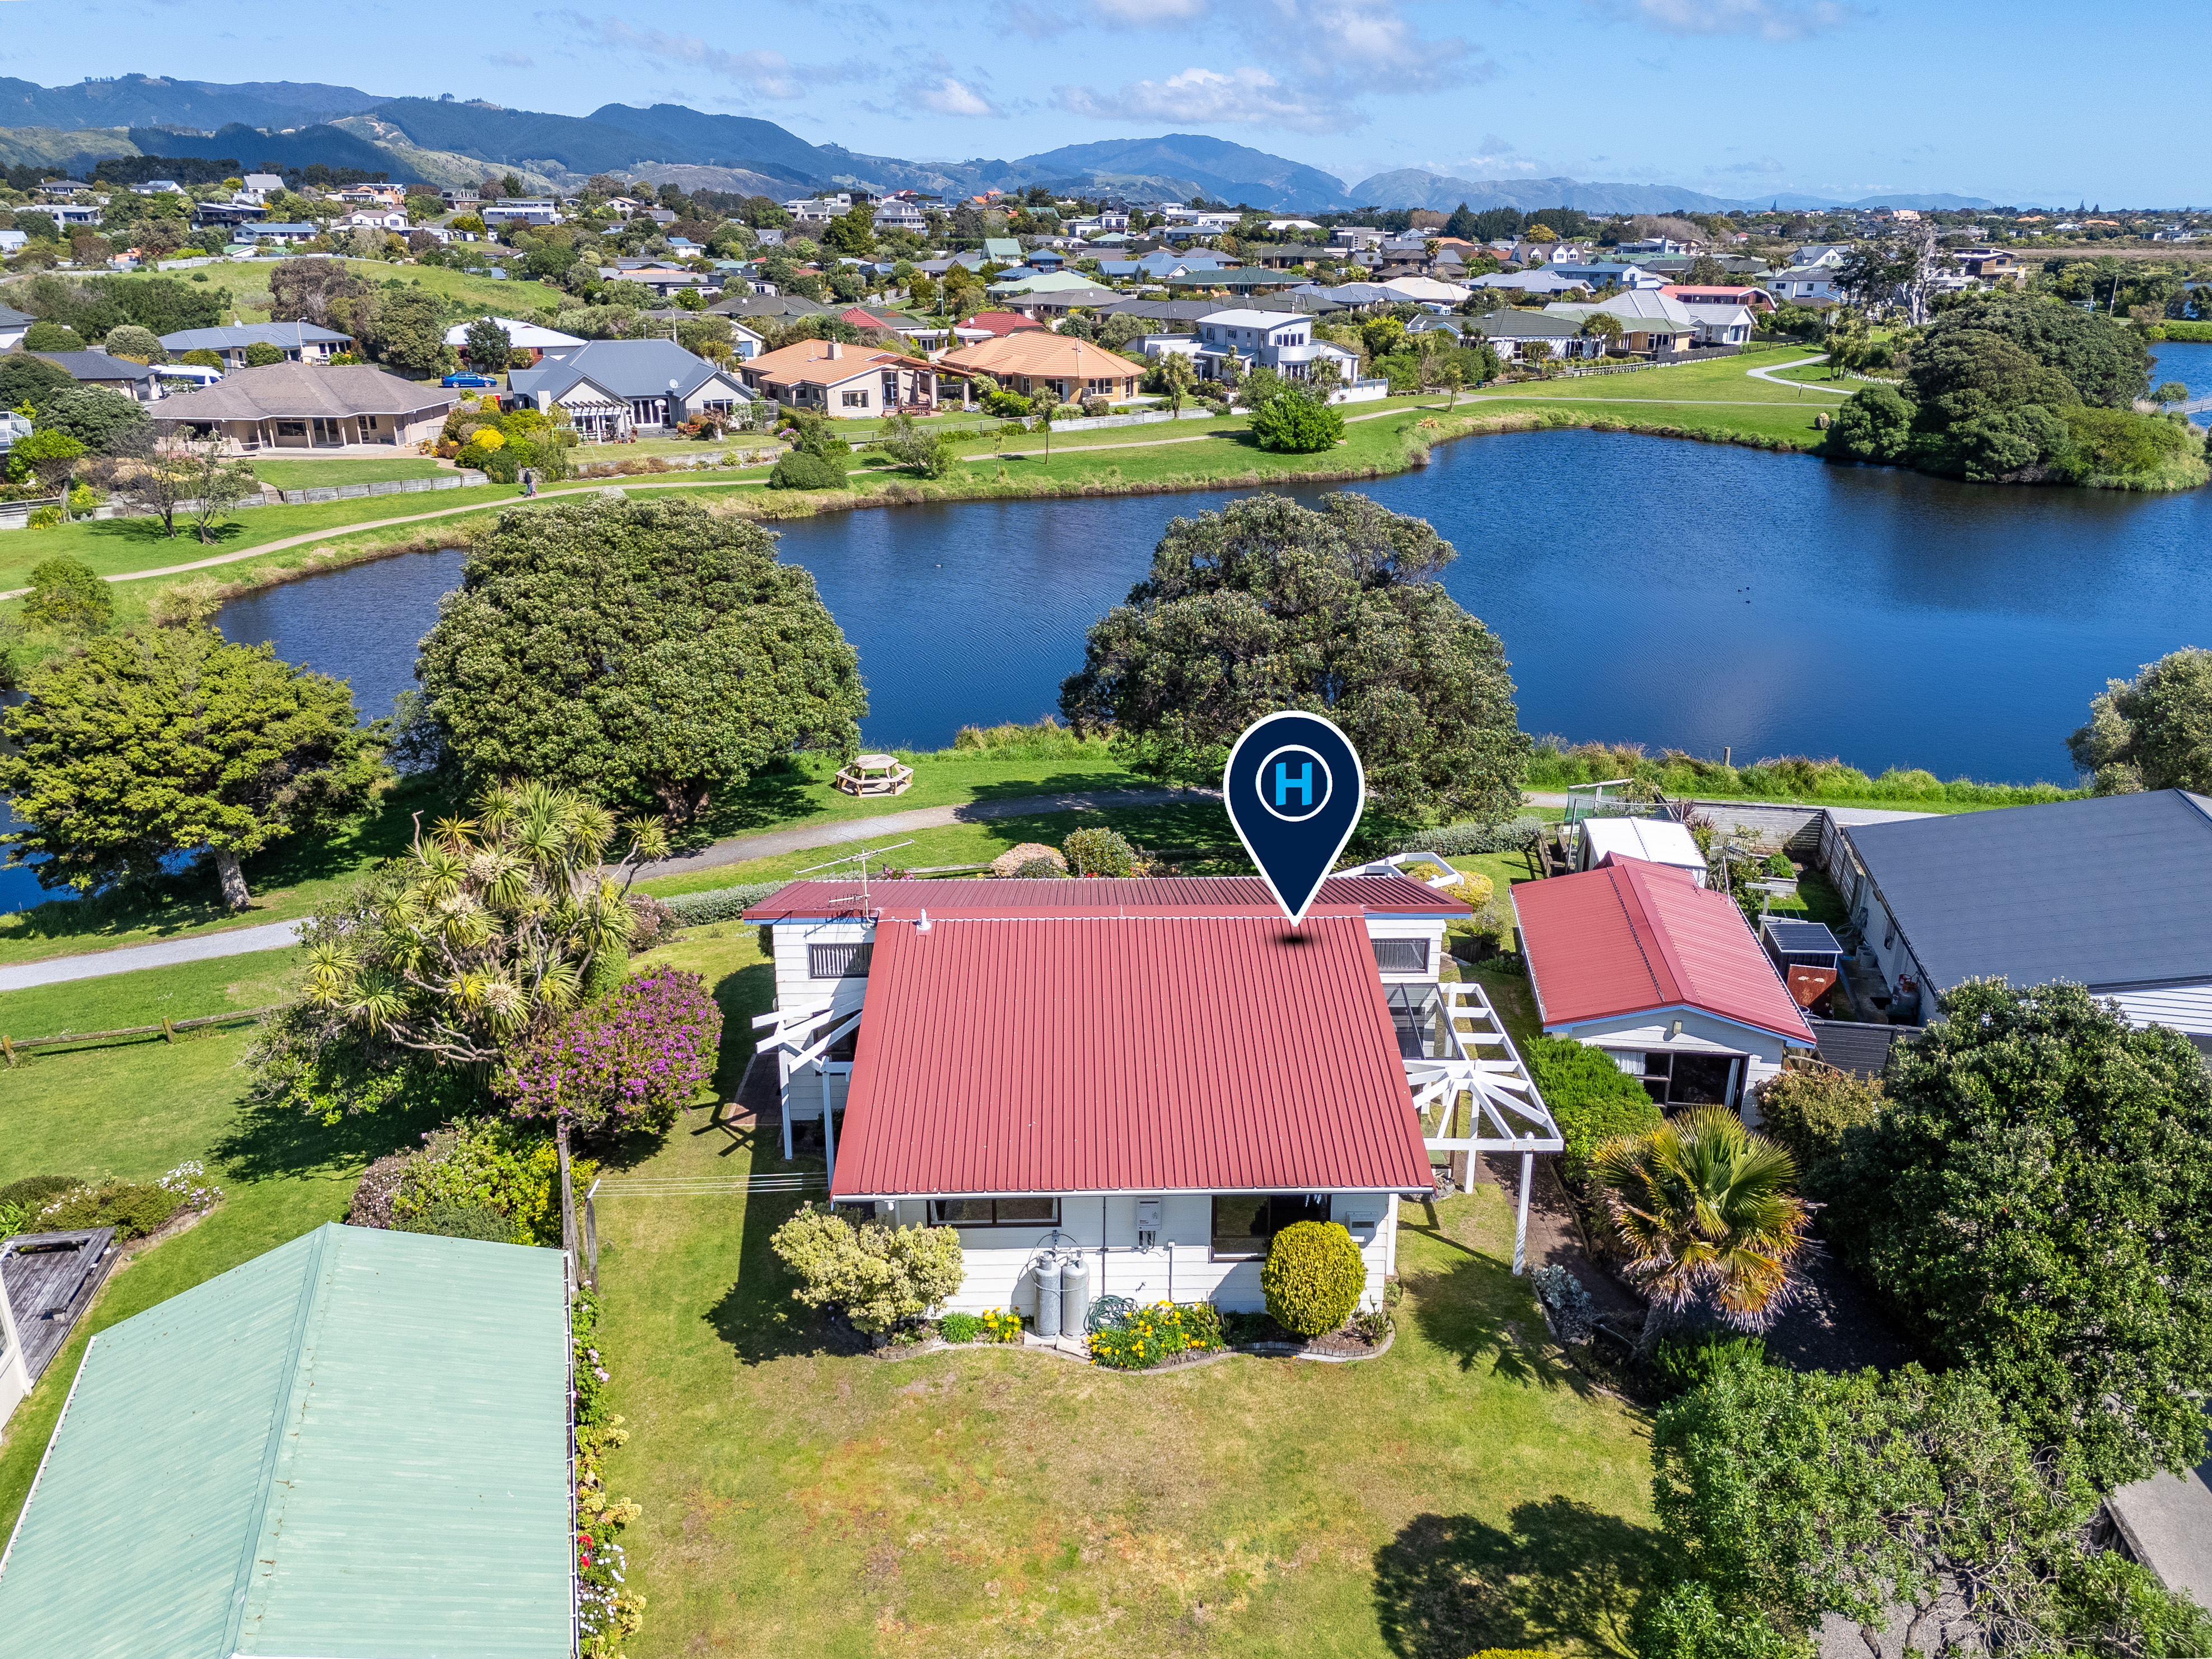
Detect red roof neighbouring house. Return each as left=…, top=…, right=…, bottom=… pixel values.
left=1513, top=862, right=1815, bottom=1043
left=823, top=909, right=1435, bottom=1199
left=957, top=310, right=1045, bottom=337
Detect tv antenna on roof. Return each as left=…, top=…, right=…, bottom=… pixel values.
left=795, top=840, right=914, bottom=912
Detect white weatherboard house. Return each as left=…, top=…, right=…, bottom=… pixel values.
left=1514, top=860, right=1816, bottom=1114
left=746, top=875, right=1563, bottom=1319
left=1189, top=309, right=1360, bottom=385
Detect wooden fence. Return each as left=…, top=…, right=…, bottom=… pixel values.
left=1, top=1003, right=283, bottom=1066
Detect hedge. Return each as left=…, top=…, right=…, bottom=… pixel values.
left=661, top=881, right=787, bottom=925
left=1260, top=1221, right=1366, bottom=1335
left=1390, top=817, right=1545, bottom=857
left=1524, top=1036, right=1663, bottom=1181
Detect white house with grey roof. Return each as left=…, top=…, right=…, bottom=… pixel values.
left=506, top=338, right=752, bottom=440
left=1189, top=309, right=1359, bottom=384
left=1834, top=790, right=2212, bottom=1045
left=160, top=321, right=353, bottom=368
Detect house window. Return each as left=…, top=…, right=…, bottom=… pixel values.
left=928, top=1197, right=1061, bottom=1228
left=808, top=942, right=872, bottom=979
left=1369, top=937, right=1430, bottom=973
left=1622, top=1050, right=1738, bottom=1107
left=362, top=415, right=378, bottom=431
left=841, top=390, right=868, bottom=408
left=1211, top=1194, right=1334, bottom=1259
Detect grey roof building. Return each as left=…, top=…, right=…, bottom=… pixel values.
left=32, top=351, right=167, bottom=401
left=151, top=361, right=455, bottom=451
left=1838, top=790, right=2212, bottom=1043
left=160, top=321, right=353, bottom=370
left=508, top=339, right=752, bottom=440
left=711, top=293, right=834, bottom=321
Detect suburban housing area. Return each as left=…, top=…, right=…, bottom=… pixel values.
left=1, top=90, right=2211, bottom=1659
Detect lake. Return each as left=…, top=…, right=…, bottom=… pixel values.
left=11, top=356, right=2212, bottom=915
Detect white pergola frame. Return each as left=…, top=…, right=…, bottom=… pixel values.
left=754, top=1007, right=859, bottom=1179
left=1404, top=979, right=1563, bottom=1274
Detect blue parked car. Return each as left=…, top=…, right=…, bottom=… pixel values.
left=442, top=372, right=499, bottom=389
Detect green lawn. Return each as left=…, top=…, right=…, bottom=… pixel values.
left=0, top=945, right=301, bottom=1043
left=0, top=756, right=1186, bottom=964
left=227, top=260, right=567, bottom=323
left=246, top=457, right=450, bottom=489
left=637, top=800, right=1242, bottom=900
left=596, top=926, right=1659, bottom=1658
left=0, top=775, right=445, bottom=966
left=0, top=952, right=449, bottom=1513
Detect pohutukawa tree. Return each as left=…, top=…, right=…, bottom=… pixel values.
left=0, top=625, right=380, bottom=908
left=1826, top=979, right=2212, bottom=1490
left=415, top=498, right=866, bottom=820
left=1058, top=494, right=1529, bottom=824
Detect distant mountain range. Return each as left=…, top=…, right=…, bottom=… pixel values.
left=1345, top=170, right=2000, bottom=214
left=0, top=74, right=2000, bottom=214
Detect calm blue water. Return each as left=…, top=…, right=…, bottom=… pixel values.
left=14, top=403, right=2210, bottom=915
left=2152, top=341, right=2212, bottom=419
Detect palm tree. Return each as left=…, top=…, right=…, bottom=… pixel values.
left=1591, top=1105, right=1811, bottom=1356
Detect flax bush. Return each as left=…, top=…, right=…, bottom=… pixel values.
left=498, top=966, right=722, bottom=1137
left=1260, top=1221, right=1366, bottom=1336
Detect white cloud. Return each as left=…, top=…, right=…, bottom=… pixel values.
left=565, top=16, right=870, bottom=99
left=1594, top=0, right=1865, bottom=41
left=1721, top=154, right=1789, bottom=175
left=485, top=50, right=536, bottom=68
left=1055, top=66, right=1357, bottom=133
left=1094, top=0, right=1208, bottom=18
left=1421, top=134, right=1547, bottom=177
left=1276, top=0, right=1479, bottom=92
left=910, top=76, right=1002, bottom=117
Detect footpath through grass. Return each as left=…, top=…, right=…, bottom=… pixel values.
left=597, top=925, right=1658, bottom=1659
left=0, top=749, right=1188, bottom=965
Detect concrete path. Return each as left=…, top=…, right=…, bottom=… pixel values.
left=1743, top=354, right=1853, bottom=394
left=633, top=786, right=1218, bottom=881
left=0, top=919, right=305, bottom=992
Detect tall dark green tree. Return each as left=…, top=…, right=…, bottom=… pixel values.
left=2068, top=647, right=2212, bottom=794
left=415, top=498, right=865, bottom=820
left=463, top=314, right=512, bottom=374
left=0, top=627, right=381, bottom=907
left=1650, top=1354, right=2212, bottom=1656
left=1827, top=980, right=2212, bottom=1490
left=1059, top=496, right=1528, bottom=823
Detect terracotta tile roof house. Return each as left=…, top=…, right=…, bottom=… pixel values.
left=1513, top=860, right=1814, bottom=1113
left=738, top=338, right=971, bottom=418
left=938, top=331, right=1142, bottom=403
left=745, top=874, right=1565, bottom=1311
left=150, top=362, right=456, bottom=451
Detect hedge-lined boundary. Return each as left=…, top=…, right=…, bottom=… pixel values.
left=662, top=882, right=787, bottom=926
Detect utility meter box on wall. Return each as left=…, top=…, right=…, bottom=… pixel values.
left=1135, top=1197, right=1162, bottom=1250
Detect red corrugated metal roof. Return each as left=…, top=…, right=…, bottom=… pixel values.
left=829, top=913, right=1435, bottom=1198
left=1513, top=862, right=1815, bottom=1043
left=746, top=873, right=1464, bottom=922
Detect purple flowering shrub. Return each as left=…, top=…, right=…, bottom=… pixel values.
left=498, top=967, right=722, bottom=1134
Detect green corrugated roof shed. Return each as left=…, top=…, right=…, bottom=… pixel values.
left=0, top=1223, right=573, bottom=1659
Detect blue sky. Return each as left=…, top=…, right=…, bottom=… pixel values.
left=8, top=0, right=2201, bottom=205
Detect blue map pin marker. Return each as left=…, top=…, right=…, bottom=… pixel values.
left=1223, top=710, right=1366, bottom=926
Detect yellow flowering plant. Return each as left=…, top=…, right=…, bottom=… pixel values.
left=1087, top=1300, right=1225, bottom=1370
